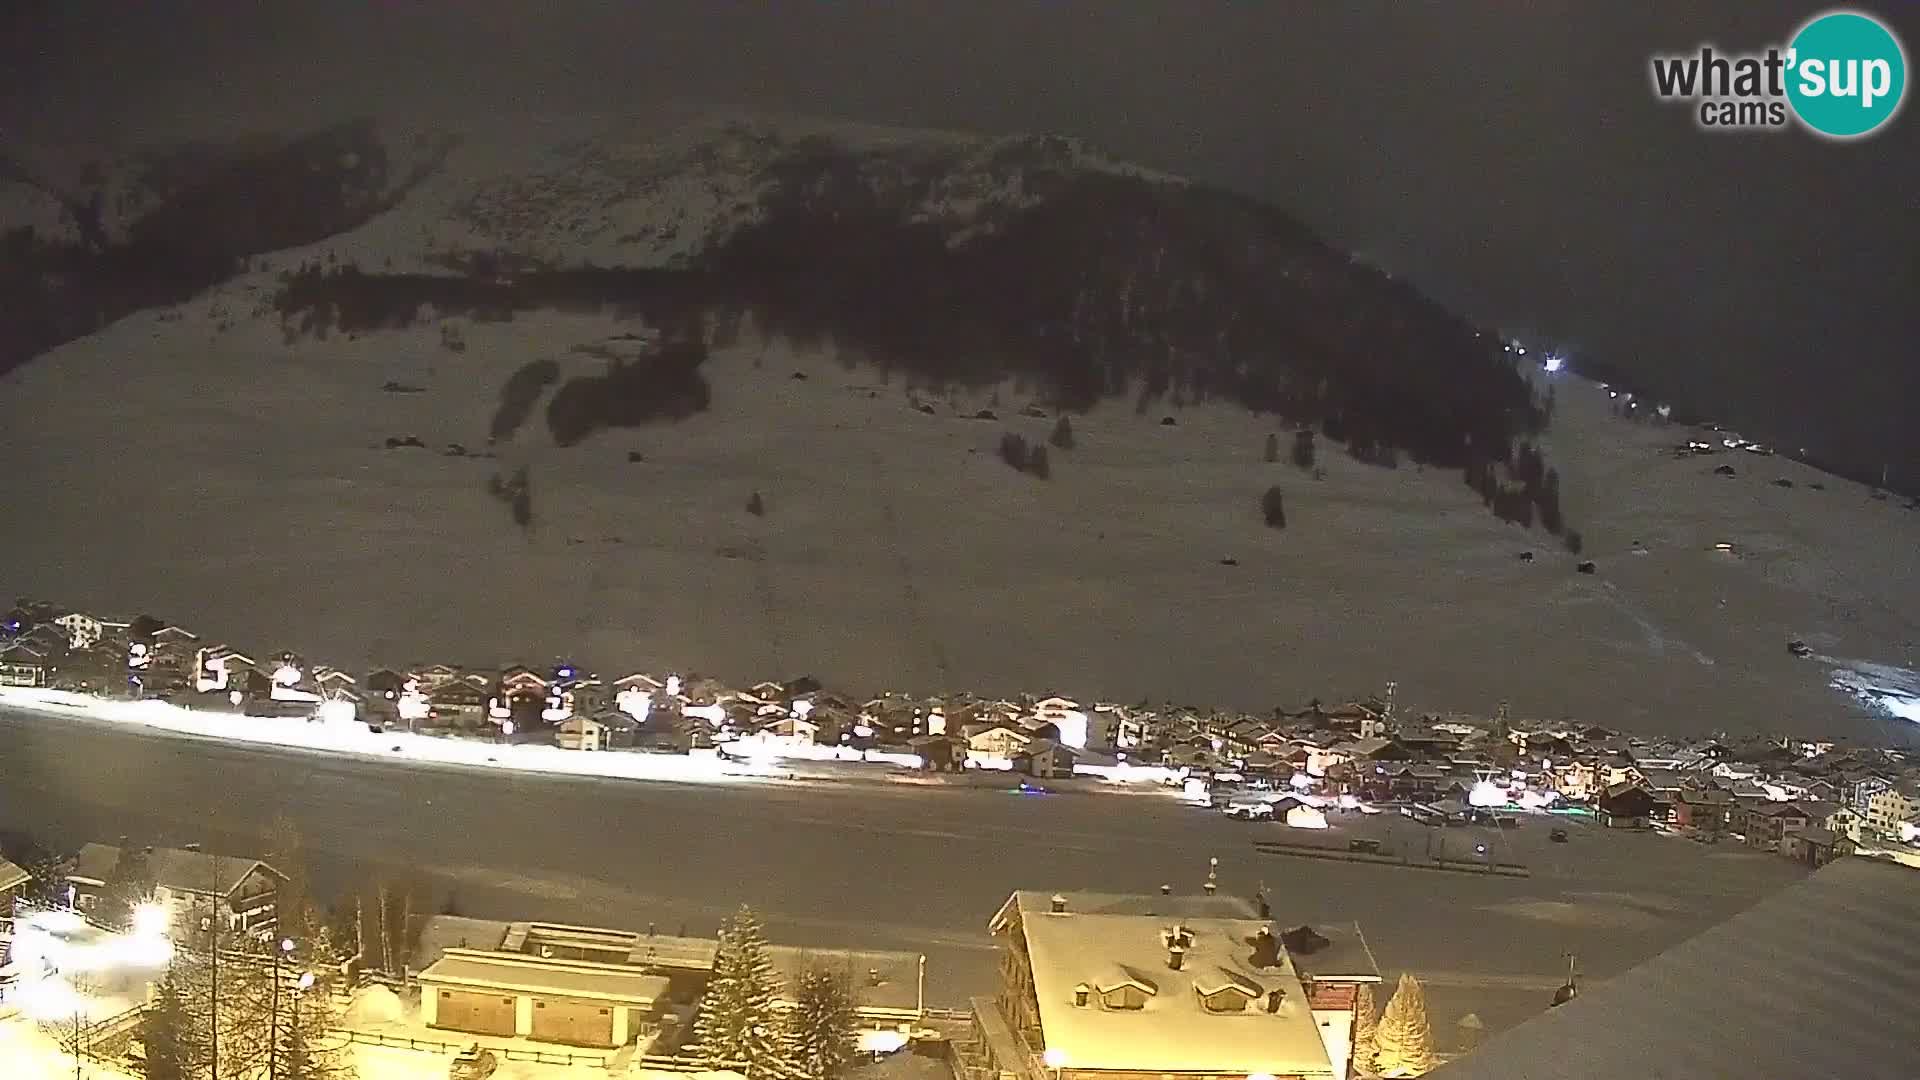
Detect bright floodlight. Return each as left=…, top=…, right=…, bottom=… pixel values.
left=1044, top=1049, right=1067, bottom=1069
left=1543, top=353, right=1564, bottom=373
left=1469, top=780, right=1508, bottom=808
left=297, top=972, right=315, bottom=991
left=316, top=699, right=356, bottom=724
left=132, top=902, right=170, bottom=939
left=272, top=665, right=301, bottom=687
left=281, top=937, right=296, bottom=954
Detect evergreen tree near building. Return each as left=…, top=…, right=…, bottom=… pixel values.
left=100, top=843, right=156, bottom=930
left=1374, top=972, right=1437, bottom=1077
left=1351, top=982, right=1380, bottom=1077
left=695, top=905, right=786, bottom=1076
left=273, top=974, right=354, bottom=1080
left=785, top=962, right=859, bottom=1080
left=139, top=964, right=200, bottom=1080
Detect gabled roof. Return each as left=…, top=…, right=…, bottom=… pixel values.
left=71, top=843, right=283, bottom=897
left=0, top=858, right=31, bottom=894
left=1011, top=907, right=1333, bottom=1075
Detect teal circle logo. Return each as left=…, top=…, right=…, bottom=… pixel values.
left=1786, top=10, right=1907, bottom=138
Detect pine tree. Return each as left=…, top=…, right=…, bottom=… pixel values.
left=140, top=965, right=200, bottom=1080
left=1050, top=416, right=1075, bottom=450
left=275, top=976, right=355, bottom=1080
left=1351, top=982, right=1380, bottom=1077
left=695, top=905, right=786, bottom=1075
left=268, top=814, right=314, bottom=937
left=786, top=963, right=858, bottom=1080
left=1261, top=486, right=1286, bottom=528
left=1374, top=973, right=1436, bottom=1077
left=101, top=844, right=156, bottom=930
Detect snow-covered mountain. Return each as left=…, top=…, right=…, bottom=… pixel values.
left=1, top=110, right=1913, bottom=739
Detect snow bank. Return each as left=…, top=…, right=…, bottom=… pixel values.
left=343, top=984, right=407, bottom=1027
left=0, top=688, right=771, bottom=787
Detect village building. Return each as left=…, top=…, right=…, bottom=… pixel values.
left=1015, top=739, right=1078, bottom=779
left=52, top=611, right=106, bottom=650
left=981, top=890, right=1379, bottom=1080
left=1780, top=827, right=1853, bottom=868
left=411, top=917, right=925, bottom=1050
left=67, top=842, right=284, bottom=939
left=1864, top=781, right=1920, bottom=840
left=1596, top=783, right=1658, bottom=829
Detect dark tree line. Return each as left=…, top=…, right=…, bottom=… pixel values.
left=1464, top=439, right=1570, bottom=536
left=271, top=137, right=1547, bottom=524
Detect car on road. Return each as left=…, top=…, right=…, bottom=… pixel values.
left=449, top=1045, right=497, bottom=1080
left=1224, top=800, right=1274, bottom=821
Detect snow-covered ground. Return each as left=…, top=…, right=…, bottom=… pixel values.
left=1, top=112, right=1914, bottom=742
left=0, top=687, right=766, bottom=786
left=3, top=294, right=1913, bottom=741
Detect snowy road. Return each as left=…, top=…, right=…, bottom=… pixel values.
left=0, top=704, right=1805, bottom=1036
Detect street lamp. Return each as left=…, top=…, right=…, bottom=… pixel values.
left=270, top=937, right=294, bottom=1080
left=1043, top=1047, right=1066, bottom=1080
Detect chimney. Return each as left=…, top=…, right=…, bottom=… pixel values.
left=1265, top=988, right=1285, bottom=1013
left=1159, top=883, right=1172, bottom=895
left=1049, top=894, right=1068, bottom=914
left=1167, top=943, right=1186, bottom=971
left=868, top=968, right=882, bottom=988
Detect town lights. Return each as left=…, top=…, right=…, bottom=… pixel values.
left=1468, top=780, right=1508, bottom=808
left=316, top=699, right=356, bottom=724
left=1543, top=353, right=1564, bottom=373
left=272, top=665, right=301, bottom=687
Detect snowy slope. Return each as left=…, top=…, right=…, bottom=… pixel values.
left=0, top=111, right=1914, bottom=740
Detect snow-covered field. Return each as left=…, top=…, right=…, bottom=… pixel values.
left=3, top=294, right=1914, bottom=741
left=1, top=112, right=1914, bottom=742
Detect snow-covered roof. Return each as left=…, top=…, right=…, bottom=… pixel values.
left=1432, top=857, right=1920, bottom=1080
left=0, top=857, right=30, bottom=894
left=70, top=842, right=281, bottom=897
left=1014, top=910, right=1335, bottom=1076
left=411, top=915, right=512, bottom=968
left=418, top=947, right=670, bottom=1005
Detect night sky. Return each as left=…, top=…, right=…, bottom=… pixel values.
left=5, top=2, right=1915, bottom=475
